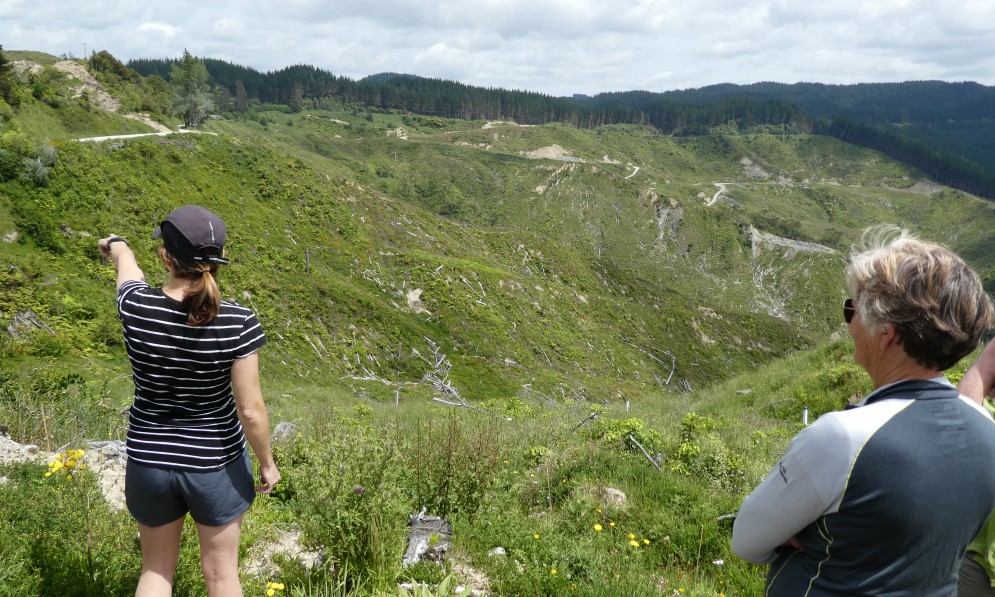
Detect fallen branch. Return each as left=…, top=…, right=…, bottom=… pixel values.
left=431, top=397, right=491, bottom=416
left=628, top=434, right=661, bottom=470
left=572, top=410, right=604, bottom=433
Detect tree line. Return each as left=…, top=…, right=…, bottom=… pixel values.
left=123, top=54, right=995, bottom=199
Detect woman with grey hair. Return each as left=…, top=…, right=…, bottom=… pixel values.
left=732, top=225, right=995, bottom=596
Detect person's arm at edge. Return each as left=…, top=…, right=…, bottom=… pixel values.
left=98, top=235, right=144, bottom=290
left=231, top=352, right=281, bottom=493
left=958, top=342, right=995, bottom=405
left=731, top=417, right=849, bottom=564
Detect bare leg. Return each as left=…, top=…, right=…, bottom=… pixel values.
left=196, top=515, right=244, bottom=597
left=136, top=517, right=185, bottom=597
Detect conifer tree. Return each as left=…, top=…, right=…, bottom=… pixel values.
left=233, top=80, right=248, bottom=113
left=170, top=49, right=214, bottom=127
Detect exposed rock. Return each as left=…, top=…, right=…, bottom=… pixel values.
left=6, top=310, right=55, bottom=338
left=599, top=487, right=628, bottom=510
left=0, top=432, right=43, bottom=465
left=271, top=421, right=302, bottom=444
left=406, top=288, right=432, bottom=315
left=85, top=440, right=128, bottom=510
left=242, top=527, right=322, bottom=577
left=523, top=145, right=584, bottom=162
left=10, top=60, right=44, bottom=77
left=741, top=157, right=769, bottom=180
left=488, top=547, right=507, bottom=558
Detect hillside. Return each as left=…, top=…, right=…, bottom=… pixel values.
left=4, top=54, right=995, bottom=406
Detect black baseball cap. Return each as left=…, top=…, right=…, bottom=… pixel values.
left=153, top=205, right=230, bottom=265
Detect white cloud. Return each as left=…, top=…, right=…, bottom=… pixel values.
left=2, top=0, right=993, bottom=95
left=138, top=23, right=180, bottom=39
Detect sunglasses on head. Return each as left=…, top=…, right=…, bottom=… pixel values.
left=843, top=298, right=856, bottom=324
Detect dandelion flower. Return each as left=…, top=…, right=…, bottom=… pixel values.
left=596, top=508, right=602, bottom=513
left=644, top=539, right=650, bottom=545
left=594, top=524, right=603, bottom=532
left=44, top=472, right=52, bottom=477
left=630, top=540, right=639, bottom=548
left=267, top=590, right=275, bottom=597
left=609, top=521, right=616, bottom=527
left=277, top=584, right=284, bottom=590
left=628, top=533, right=636, bottom=540
left=533, top=533, right=540, bottom=539
left=551, top=568, right=557, bottom=575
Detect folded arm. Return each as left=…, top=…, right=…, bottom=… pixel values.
left=732, top=418, right=850, bottom=563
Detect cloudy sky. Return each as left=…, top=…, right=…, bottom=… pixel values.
left=4, top=0, right=994, bottom=97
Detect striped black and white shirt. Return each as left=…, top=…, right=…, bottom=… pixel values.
left=117, top=279, right=267, bottom=471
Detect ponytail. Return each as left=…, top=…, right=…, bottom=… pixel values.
left=157, top=246, right=223, bottom=325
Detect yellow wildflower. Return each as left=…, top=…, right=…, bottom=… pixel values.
left=628, top=533, right=635, bottom=540
left=267, top=590, right=275, bottom=597
left=551, top=568, right=557, bottom=575
left=644, top=539, right=650, bottom=545
left=533, top=533, right=540, bottom=539
left=630, top=540, right=639, bottom=548
left=594, top=524, right=603, bottom=532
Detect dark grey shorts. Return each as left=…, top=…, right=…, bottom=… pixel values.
left=125, top=451, right=255, bottom=527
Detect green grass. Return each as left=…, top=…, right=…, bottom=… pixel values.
left=5, top=334, right=934, bottom=596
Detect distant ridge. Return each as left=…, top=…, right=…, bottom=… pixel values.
left=126, top=54, right=995, bottom=199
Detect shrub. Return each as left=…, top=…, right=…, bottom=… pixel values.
left=0, top=130, right=33, bottom=180
left=404, top=413, right=502, bottom=519
left=589, top=415, right=664, bottom=455
left=286, top=424, right=411, bottom=592
left=20, top=156, right=50, bottom=185
left=668, top=413, right=746, bottom=491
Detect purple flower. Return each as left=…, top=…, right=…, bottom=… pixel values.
left=354, top=485, right=365, bottom=495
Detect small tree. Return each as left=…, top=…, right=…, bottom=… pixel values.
left=233, top=79, right=248, bottom=113
left=170, top=49, right=214, bottom=127
left=0, top=45, right=15, bottom=106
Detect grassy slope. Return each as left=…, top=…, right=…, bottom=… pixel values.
left=4, top=92, right=995, bottom=406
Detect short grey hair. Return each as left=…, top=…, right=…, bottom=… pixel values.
left=845, top=225, right=993, bottom=370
